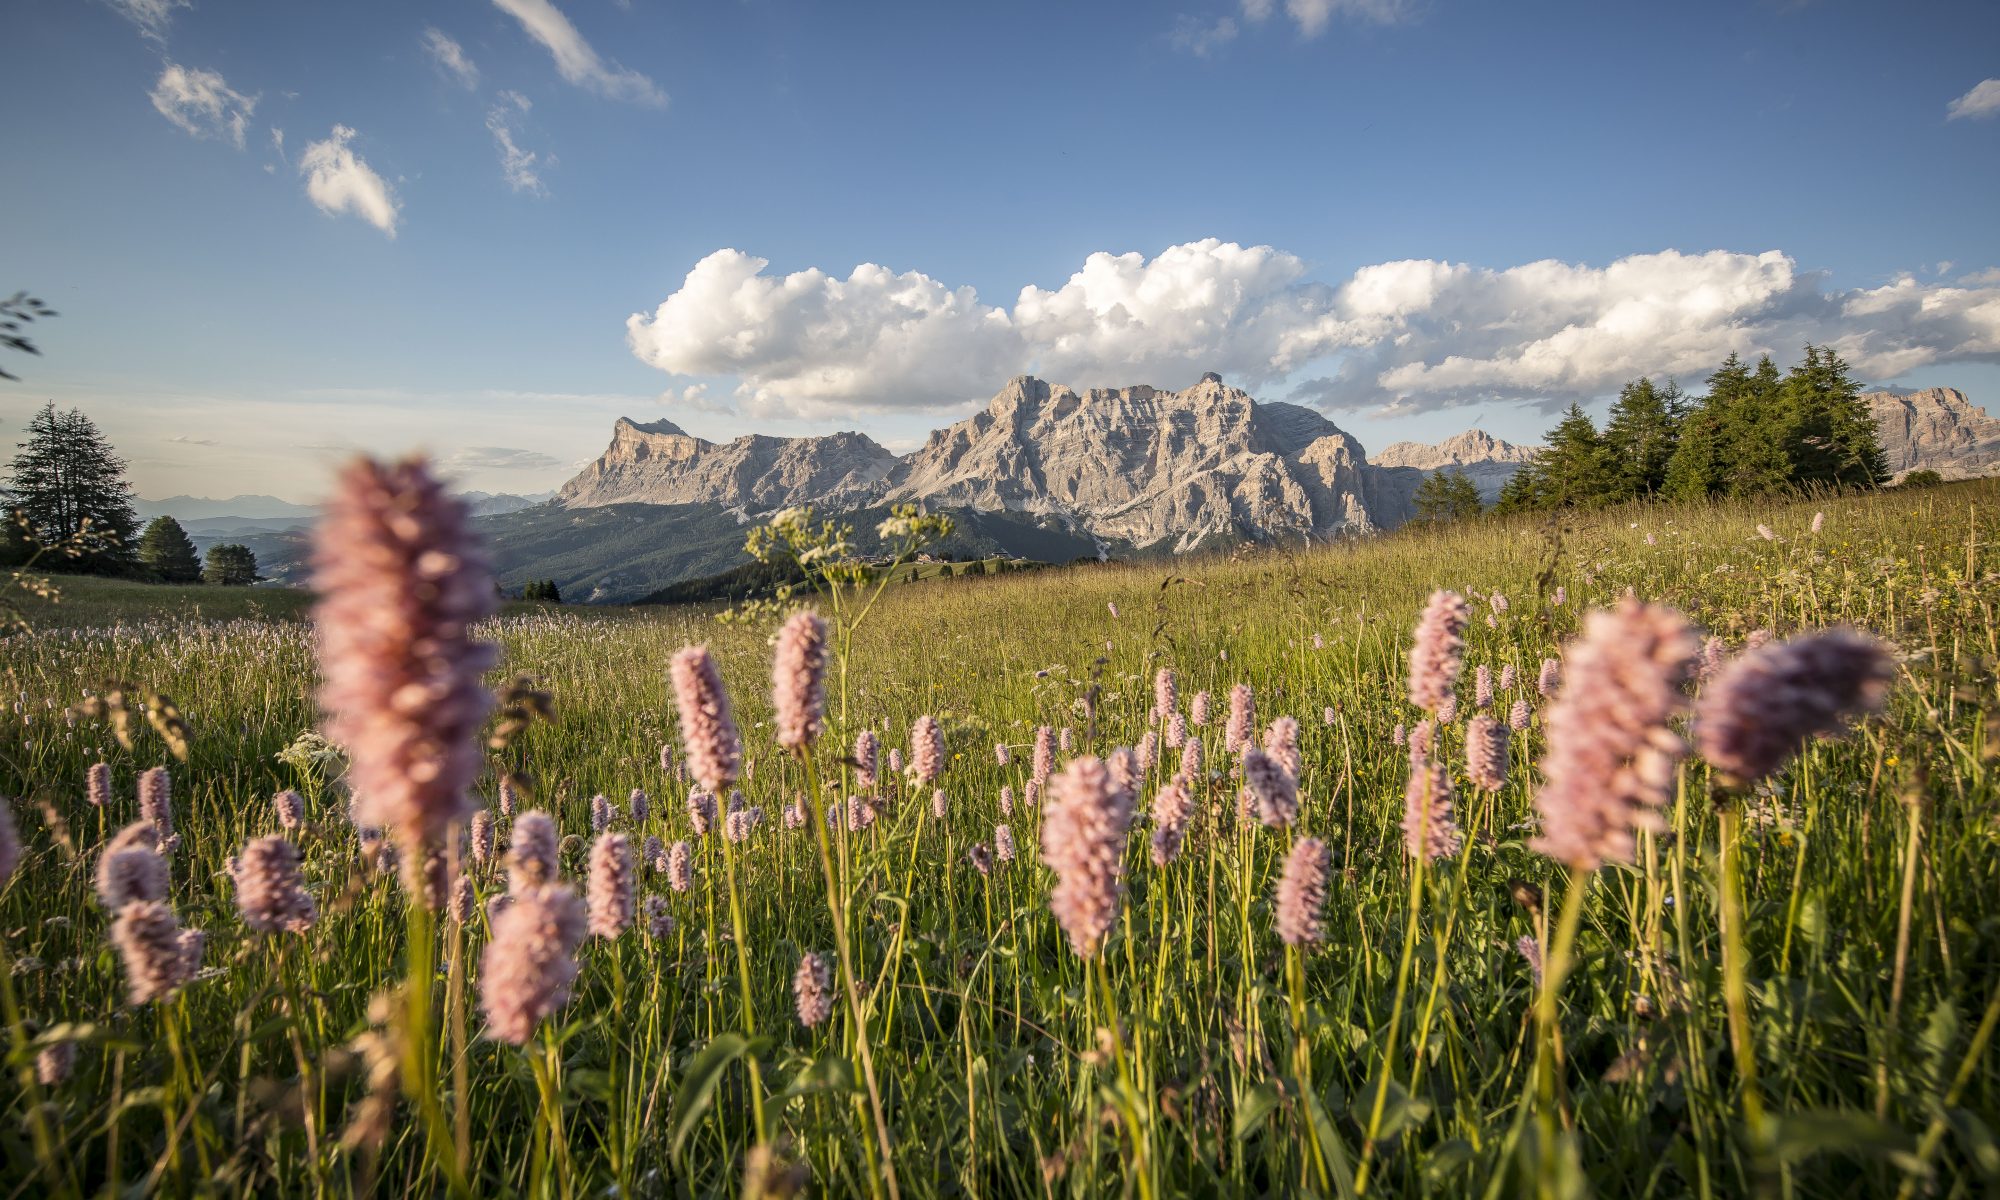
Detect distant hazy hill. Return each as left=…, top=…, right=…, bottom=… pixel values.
left=136, top=490, right=553, bottom=532
left=134, top=494, right=316, bottom=522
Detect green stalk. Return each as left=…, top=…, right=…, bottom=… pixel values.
left=803, top=747, right=900, bottom=1200
left=718, top=831, right=769, bottom=1142
left=1532, top=871, right=1591, bottom=1200
left=1353, top=846, right=1426, bottom=1196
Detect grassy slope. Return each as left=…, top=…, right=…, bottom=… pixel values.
left=0, top=479, right=1995, bottom=1196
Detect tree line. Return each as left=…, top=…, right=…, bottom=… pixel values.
left=1493, top=345, right=1889, bottom=513
left=2, top=401, right=261, bottom=584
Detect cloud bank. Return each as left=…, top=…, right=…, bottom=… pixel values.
left=626, top=241, right=2000, bottom=419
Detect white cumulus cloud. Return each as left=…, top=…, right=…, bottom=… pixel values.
left=298, top=126, right=400, bottom=237
left=490, top=0, right=667, bottom=107
left=625, top=242, right=2000, bottom=418
left=1947, top=79, right=2000, bottom=120
left=422, top=27, right=481, bottom=90
left=627, top=250, right=1020, bottom=419
left=149, top=63, right=257, bottom=148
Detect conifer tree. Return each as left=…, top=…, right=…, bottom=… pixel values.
left=1782, top=344, right=1887, bottom=488
left=138, top=515, right=203, bottom=583
left=203, top=543, right=260, bottom=586
left=1602, top=377, right=1683, bottom=498
left=1412, top=468, right=1483, bottom=524
left=1720, top=355, right=1794, bottom=496
left=4, top=401, right=139, bottom=572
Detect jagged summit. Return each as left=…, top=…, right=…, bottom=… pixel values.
left=616, top=415, right=690, bottom=438
left=558, top=418, right=897, bottom=510
left=1373, top=429, right=1538, bottom=471
left=558, top=374, right=1402, bottom=549
left=1864, top=387, right=2000, bottom=480
left=881, top=374, right=1373, bottom=549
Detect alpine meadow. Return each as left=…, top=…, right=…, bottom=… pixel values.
left=6, top=1, right=2000, bottom=1197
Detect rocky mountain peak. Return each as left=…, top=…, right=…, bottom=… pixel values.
left=1864, top=388, right=2000, bottom=480
left=1372, top=429, right=1538, bottom=471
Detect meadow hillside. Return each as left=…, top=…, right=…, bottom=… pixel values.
left=0, top=479, right=1996, bottom=1198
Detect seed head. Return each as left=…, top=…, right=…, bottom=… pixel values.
left=772, top=609, right=829, bottom=751
left=910, top=714, right=945, bottom=784
left=1040, top=756, right=1135, bottom=958
left=233, top=835, right=317, bottom=933
left=1531, top=599, right=1698, bottom=871
left=95, top=821, right=168, bottom=908
left=1695, top=628, right=1893, bottom=785
left=586, top=833, right=635, bottom=938
left=794, top=952, right=834, bottom=1028
left=479, top=883, right=586, bottom=1045
left=1275, top=837, right=1331, bottom=946
left=506, top=810, right=560, bottom=891
left=86, top=762, right=112, bottom=808
left=854, top=730, right=880, bottom=792
left=1408, top=591, right=1471, bottom=714
left=138, top=766, right=173, bottom=840
left=667, top=841, right=694, bottom=892
left=313, top=457, right=496, bottom=856
left=1466, top=715, right=1510, bottom=792
left=111, top=900, right=190, bottom=1005
left=670, top=645, right=742, bottom=795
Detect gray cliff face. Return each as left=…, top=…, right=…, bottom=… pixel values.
left=1364, top=429, right=1542, bottom=518
left=882, top=374, right=1374, bottom=549
left=1864, top=388, right=2000, bottom=481
left=557, top=417, right=898, bottom=510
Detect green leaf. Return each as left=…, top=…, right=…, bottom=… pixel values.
left=1948, top=1109, right=2000, bottom=1179
left=1234, top=1082, right=1282, bottom=1141
left=566, top=1067, right=613, bottom=1102
left=670, top=1033, right=749, bottom=1161
left=1372, top=1078, right=1433, bottom=1144
left=1303, top=1087, right=1358, bottom=1199
left=777, top=1053, right=857, bottom=1102
left=1772, top=1109, right=1913, bottom=1165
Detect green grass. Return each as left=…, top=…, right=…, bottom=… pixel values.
left=6, top=574, right=318, bottom=627
left=2, top=480, right=1997, bottom=1197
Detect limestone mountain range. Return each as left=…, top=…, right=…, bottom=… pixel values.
left=557, top=373, right=1528, bottom=550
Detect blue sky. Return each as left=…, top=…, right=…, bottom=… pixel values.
left=2, top=0, right=1997, bottom=502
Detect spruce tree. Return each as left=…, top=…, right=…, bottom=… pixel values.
left=1721, top=356, right=1793, bottom=496
left=1602, top=377, right=1683, bottom=498
left=1537, top=404, right=1618, bottom=508
left=203, top=543, right=260, bottom=586
left=1413, top=468, right=1483, bottom=523
left=138, top=515, right=203, bottom=583
left=1783, top=344, right=1887, bottom=489
left=4, top=401, right=140, bottom=572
